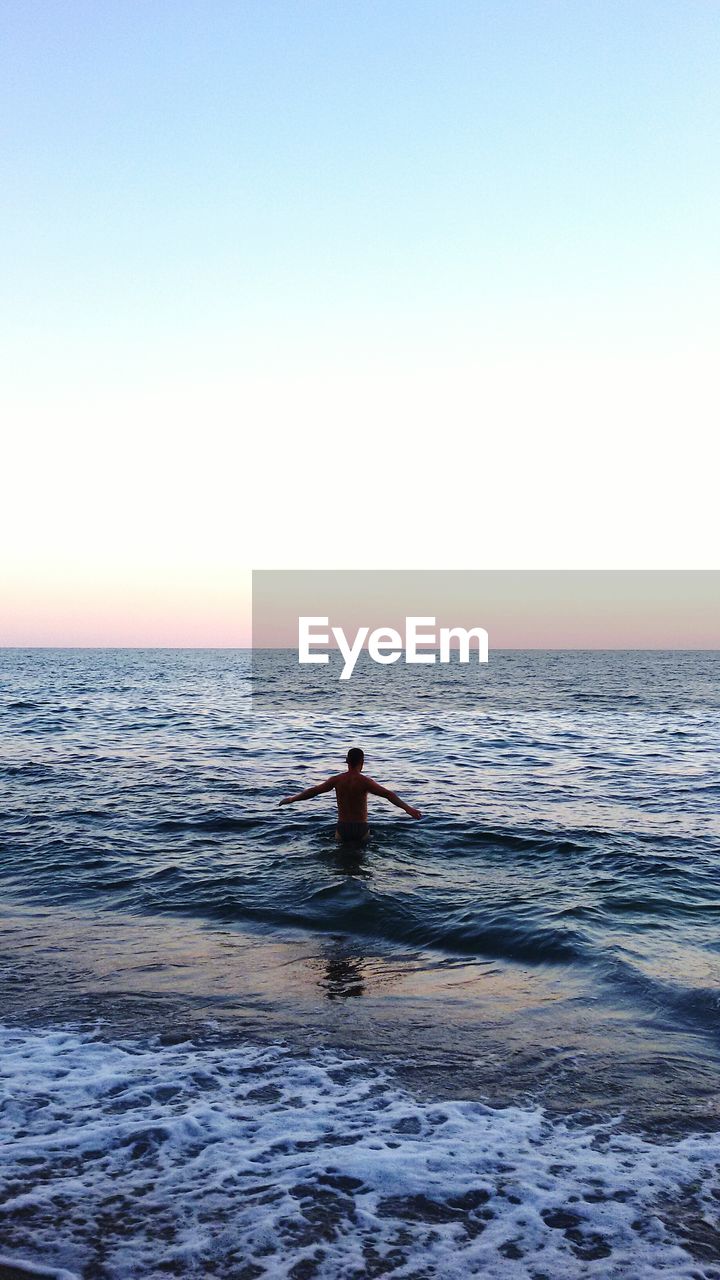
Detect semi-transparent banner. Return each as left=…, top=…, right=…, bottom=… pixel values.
left=250, top=569, right=720, bottom=704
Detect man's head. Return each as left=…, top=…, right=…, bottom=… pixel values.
left=346, top=747, right=364, bottom=770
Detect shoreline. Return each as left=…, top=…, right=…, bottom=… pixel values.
left=1, top=897, right=718, bottom=1137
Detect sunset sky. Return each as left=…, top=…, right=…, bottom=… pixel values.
left=2, top=2, right=718, bottom=645
left=253, top=572, right=720, bottom=651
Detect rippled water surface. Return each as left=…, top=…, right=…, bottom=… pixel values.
left=1, top=647, right=719, bottom=1278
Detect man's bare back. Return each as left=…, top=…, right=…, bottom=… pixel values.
left=279, top=748, right=421, bottom=841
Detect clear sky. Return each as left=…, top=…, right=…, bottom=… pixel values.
left=2, top=2, right=719, bottom=644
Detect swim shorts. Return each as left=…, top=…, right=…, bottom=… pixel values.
left=336, top=821, right=370, bottom=842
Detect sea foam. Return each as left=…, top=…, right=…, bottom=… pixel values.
left=1, top=1023, right=719, bottom=1279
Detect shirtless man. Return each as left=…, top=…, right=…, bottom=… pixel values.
left=279, top=748, right=421, bottom=841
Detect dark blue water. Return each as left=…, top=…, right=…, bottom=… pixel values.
left=2, top=648, right=718, bottom=1008
left=1, top=648, right=719, bottom=1279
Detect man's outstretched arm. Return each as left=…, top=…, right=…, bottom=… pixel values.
left=279, top=777, right=335, bottom=806
left=365, top=777, right=422, bottom=819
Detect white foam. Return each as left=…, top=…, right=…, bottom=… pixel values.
left=0, top=1255, right=78, bottom=1280
left=1, top=1023, right=719, bottom=1278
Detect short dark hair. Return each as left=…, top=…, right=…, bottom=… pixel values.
left=346, top=747, right=364, bottom=768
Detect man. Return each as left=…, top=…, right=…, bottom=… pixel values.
left=279, top=748, right=421, bottom=841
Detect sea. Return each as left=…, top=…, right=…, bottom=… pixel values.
left=1, top=646, right=719, bottom=1279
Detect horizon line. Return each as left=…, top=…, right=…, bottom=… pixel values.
left=2, top=646, right=719, bottom=654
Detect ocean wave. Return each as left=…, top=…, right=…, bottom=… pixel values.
left=153, top=814, right=265, bottom=834
left=603, top=960, right=720, bottom=1032
left=129, top=877, right=589, bottom=966
left=452, top=826, right=589, bottom=855
left=419, top=912, right=589, bottom=964
left=1, top=1024, right=719, bottom=1279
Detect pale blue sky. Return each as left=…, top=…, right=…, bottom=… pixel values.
left=3, top=0, right=719, bottom=381
left=2, top=3, right=719, bottom=643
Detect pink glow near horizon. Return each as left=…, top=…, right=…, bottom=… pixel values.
left=251, top=572, right=720, bottom=651
left=1, top=581, right=252, bottom=648
left=3, top=572, right=719, bottom=650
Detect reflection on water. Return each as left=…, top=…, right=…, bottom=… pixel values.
left=318, top=941, right=366, bottom=999
left=317, top=842, right=372, bottom=879
left=315, top=845, right=370, bottom=996
left=2, top=901, right=719, bottom=1131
